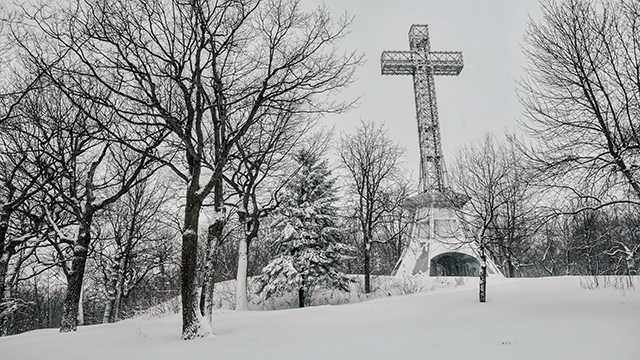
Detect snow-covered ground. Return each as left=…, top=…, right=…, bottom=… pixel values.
left=1, top=276, right=638, bottom=360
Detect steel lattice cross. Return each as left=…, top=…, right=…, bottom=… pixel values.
left=381, top=24, right=463, bottom=193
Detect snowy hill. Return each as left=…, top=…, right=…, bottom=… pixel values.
left=1, top=276, right=638, bottom=360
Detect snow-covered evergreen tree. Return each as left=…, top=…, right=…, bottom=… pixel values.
left=259, top=150, right=352, bottom=307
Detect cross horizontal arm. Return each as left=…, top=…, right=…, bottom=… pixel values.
left=381, top=51, right=464, bottom=76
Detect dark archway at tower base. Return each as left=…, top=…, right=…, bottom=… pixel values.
left=429, top=252, right=480, bottom=276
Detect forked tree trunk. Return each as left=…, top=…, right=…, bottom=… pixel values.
left=60, top=220, right=92, bottom=332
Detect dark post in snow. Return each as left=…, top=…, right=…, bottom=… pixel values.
left=479, top=253, right=487, bottom=303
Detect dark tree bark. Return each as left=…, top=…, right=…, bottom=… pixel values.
left=298, top=277, right=306, bottom=308
left=200, top=212, right=224, bottom=323
left=181, top=189, right=203, bottom=338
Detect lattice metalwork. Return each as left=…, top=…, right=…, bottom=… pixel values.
left=381, top=24, right=463, bottom=193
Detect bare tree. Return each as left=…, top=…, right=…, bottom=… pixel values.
left=520, top=0, right=640, bottom=211
left=28, top=0, right=359, bottom=339
left=95, top=177, right=177, bottom=323
left=339, top=121, right=405, bottom=293
left=449, top=133, right=537, bottom=301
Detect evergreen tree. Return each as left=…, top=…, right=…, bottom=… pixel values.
left=259, top=151, right=352, bottom=307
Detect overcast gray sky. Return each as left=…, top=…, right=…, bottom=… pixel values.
left=306, top=0, right=541, bottom=181
left=5, top=0, right=541, bottom=182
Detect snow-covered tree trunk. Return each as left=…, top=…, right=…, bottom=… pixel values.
left=235, top=237, right=249, bottom=311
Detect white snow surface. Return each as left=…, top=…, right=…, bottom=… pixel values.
left=2, top=276, right=639, bottom=360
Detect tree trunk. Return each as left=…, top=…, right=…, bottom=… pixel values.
left=77, top=285, right=84, bottom=326
left=181, top=192, right=207, bottom=340
left=235, top=236, right=249, bottom=311
left=298, top=276, right=306, bottom=308
left=0, top=253, right=11, bottom=336
left=102, top=258, right=119, bottom=323
left=507, top=260, right=515, bottom=278
left=479, top=252, right=487, bottom=303
left=200, top=220, right=222, bottom=324
left=103, top=252, right=127, bottom=324
left=0, top=253, right=10, bottom=311
left=0, top=209, right=12, bottom=304
left=111, top=253, right=127, bottom=322
left=364, top=240, right=371, bottom=293
left=0, top=280, right=15, bottom=336
left=199, top=174, right=224, bottom=325
left=60, top=220, right=92, bottom=332
left=102, top=297, right=115, bottom=324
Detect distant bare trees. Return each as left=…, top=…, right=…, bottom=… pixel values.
left=95, top=177, right=177, bottom=323
left=339, top=121, right=407, bottom=293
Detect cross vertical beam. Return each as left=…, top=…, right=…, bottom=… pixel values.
left=381, top=25, right=463, bottom=193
